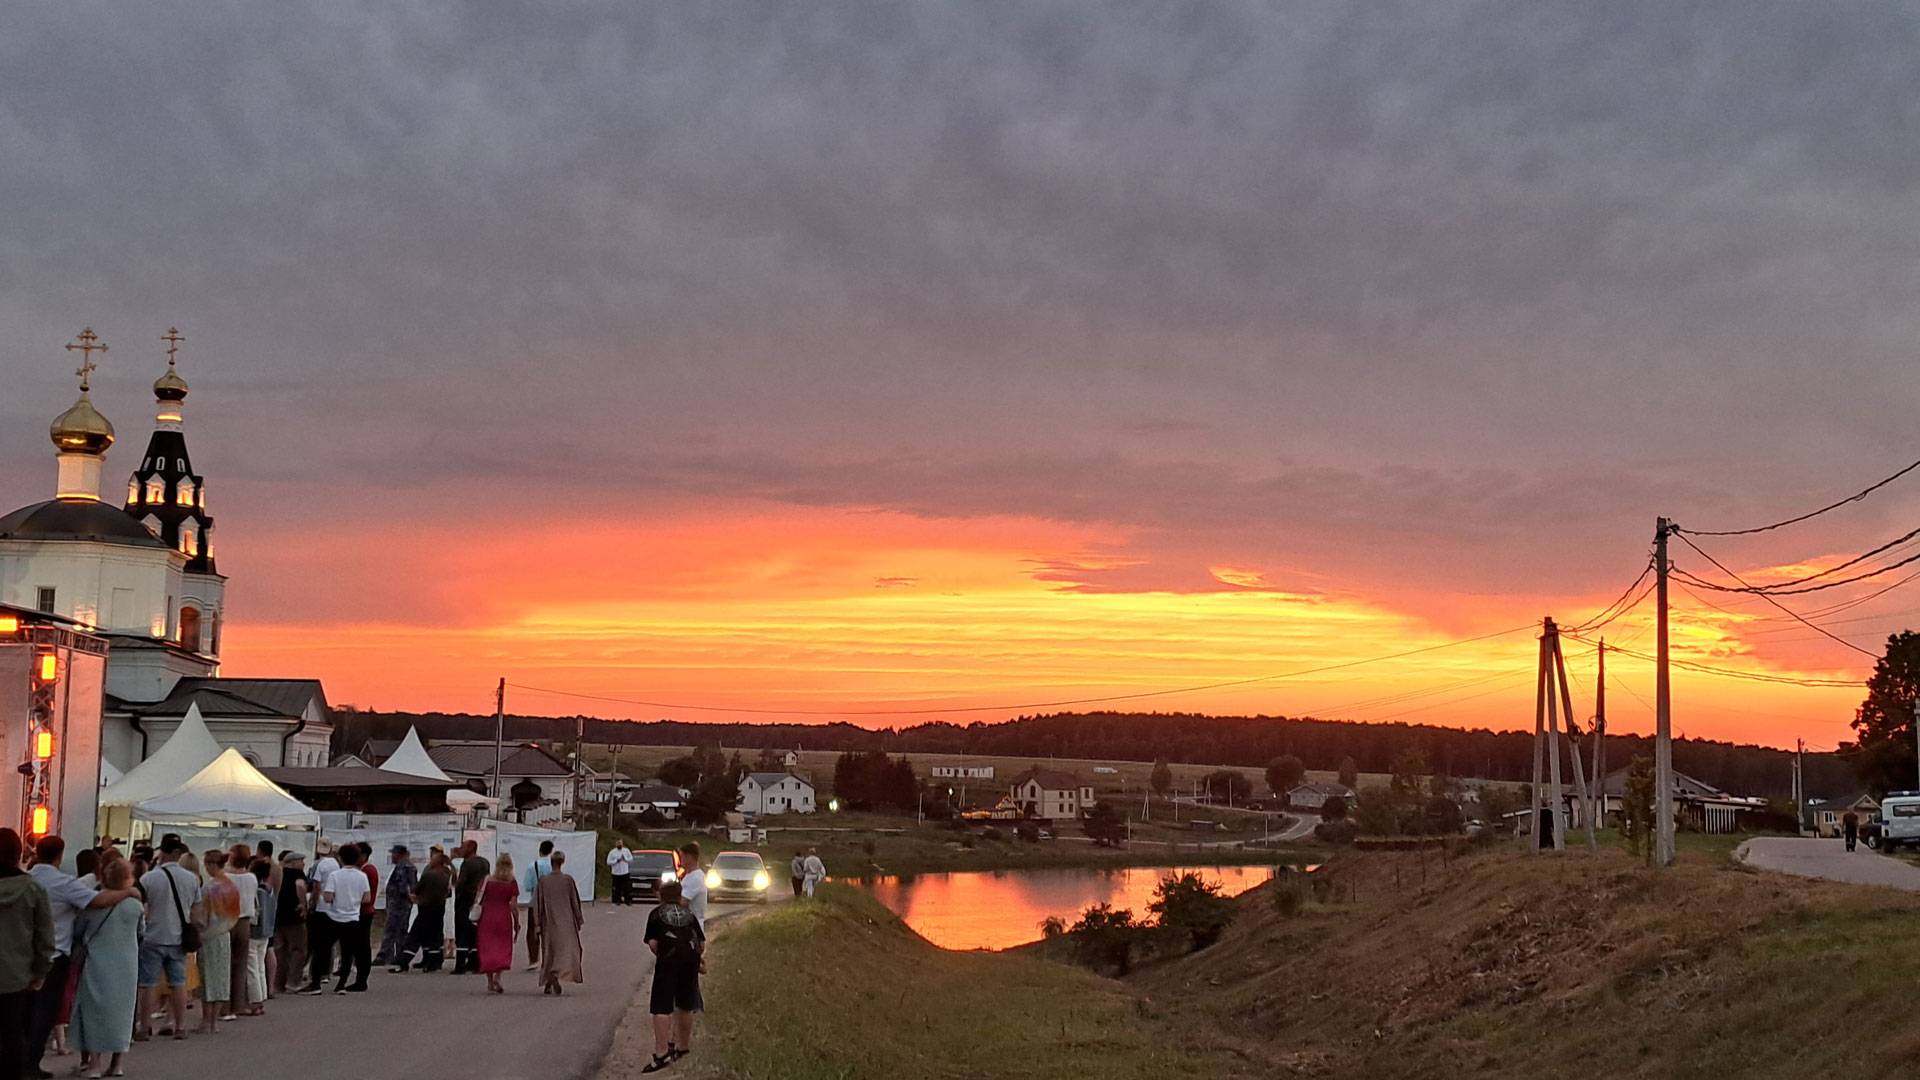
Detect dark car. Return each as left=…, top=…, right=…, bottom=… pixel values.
left=630, top=849, right=682, bottom=898
left=705, top=851, right=772, bottom=903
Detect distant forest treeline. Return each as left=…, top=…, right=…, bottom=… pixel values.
left=332, top=707, right=1860, bottom=802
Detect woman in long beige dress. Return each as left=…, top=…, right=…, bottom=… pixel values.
left=533, top=851, right=584, bottom=995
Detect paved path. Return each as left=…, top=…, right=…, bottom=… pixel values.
left=1737, top=836, right=1920, bottom=891
left=114, top=900, right=760, bottom=1080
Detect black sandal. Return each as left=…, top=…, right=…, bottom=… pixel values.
left=641, top=1053, right=673, bottom=1073
left=670, top=1048, right=689, bottom=1061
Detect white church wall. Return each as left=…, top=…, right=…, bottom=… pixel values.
left=0, top=539, right=182, bottom=636
left=101, top=646, right=211, bottom=707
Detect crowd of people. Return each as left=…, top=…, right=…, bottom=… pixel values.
left=0, top=826, right=811, bottom=1079
left=0, top=830, right=600, bottom=1080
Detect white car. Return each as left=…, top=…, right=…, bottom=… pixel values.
left=1876, top=794, right=1920, bottom=851
left=705, top=851, right=773, bottom=902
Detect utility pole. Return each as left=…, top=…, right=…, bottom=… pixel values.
left=1531, top=631, right=1547, bottom=852
left=1793, top=738, right=1803, bottom=831
left=1911, top=701, right=1919, bottom=792
left=490, top=677, right=506, bottom=802
left=1545, top=621, right=1564, bottom=851
left=1591, top=640, right=1606, bottom=830
left=609, top=742, right=621, bottom=832
left=1654, top=518, right=1675, bottom=868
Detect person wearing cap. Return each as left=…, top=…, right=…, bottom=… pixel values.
left=375, top=846, right=417, bottom=967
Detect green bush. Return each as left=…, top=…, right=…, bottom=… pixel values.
left=1149, top=872, right=1236, bottom=952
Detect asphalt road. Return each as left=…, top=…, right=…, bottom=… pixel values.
left=1738, top=835, right=1920, bottom=891
left=110, top=900, right=738, bottom=1080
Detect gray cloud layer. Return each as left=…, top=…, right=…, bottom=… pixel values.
left=5, top=1, right=1920, bottom=605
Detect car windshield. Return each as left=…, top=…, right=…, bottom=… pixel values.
left=714, top=854, right=761, bottom=871
left=633, top=852, right=677, bottom=870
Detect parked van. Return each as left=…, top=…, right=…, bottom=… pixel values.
left=1876, top=792, right=1920, bottom=850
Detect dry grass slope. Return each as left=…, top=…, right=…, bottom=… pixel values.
left=1144, top=847, right=1920, bottom=1079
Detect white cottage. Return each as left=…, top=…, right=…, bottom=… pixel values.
left=738, top=771, right=816, bottom=815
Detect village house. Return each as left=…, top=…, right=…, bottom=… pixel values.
left=1009, top=767, right=1094, bottom=821
left=1285, top=781, right=1356, bottom=813
left=428, top=742, right=577, bottom=821
left=1805, top=792, right=1880, bottom=837
left=738, top=771, right=817, bottom=815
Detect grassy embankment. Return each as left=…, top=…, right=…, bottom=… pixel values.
left=658, top=884, right=1249, bottom=1080
left=609, top=836, right=1920, bottom=1080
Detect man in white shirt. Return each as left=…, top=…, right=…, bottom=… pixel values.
left=676, top=842, right=707, bottom=928
left=521, top=840, right=554, bottom=971
left=137, top=838, right=203, bottom=1040
left=300, top=848, right=370, bottom=995
left=27, top=836, right=136, bottom=1071
left=606, top=840, right=633, bottom=906
left=802, top=848, right=827, bottom=898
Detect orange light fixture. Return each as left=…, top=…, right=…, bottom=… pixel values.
left=33, top=731, right=53, bottom=760
left=0, top=615, right=17, bottom=634
left=35, top=653, right=56, bottom=682
left=28, top=805, right=49, bottom=835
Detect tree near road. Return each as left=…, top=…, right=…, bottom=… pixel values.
left=1083, top=801, right=1127, bottom=847
left=1265, top=755, right=1306, bottom=797
left=1203, top=769, right=1252, bottom=805
left=1850, top=631, right=1920, bottom=795
left=1337, top=756, right=1359, bottom=789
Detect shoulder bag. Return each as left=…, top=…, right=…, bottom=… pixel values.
left=165, top=866, right=202, bottom=952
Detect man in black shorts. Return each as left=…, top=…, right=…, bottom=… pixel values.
left=642, top=881, right=705, bottom=1073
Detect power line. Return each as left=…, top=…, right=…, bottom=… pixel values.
left=1672, top=533, right=1878, bottom=658
left=1678, top=456, right=1920, bottom=536
left=1679, top=548, right=1920, bottom=598
left=1566, top=559, right=1655, bottom=634
left=505, top=622, right=1538, bottom=717
left=1561, top=632, right=1860, bottom=687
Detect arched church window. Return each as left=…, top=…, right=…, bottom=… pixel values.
left=146, top=478, right=164, bottom=502
left=176, top=458, right=186, bottom=471
left=197, top=483, right=206, bottom=508
left=128, top=478, right=141, bottom=504
left=179, top=606, right=202, bottom=652
left=181, top=524, right=198, bottom=556
left=177, top=480, right=195, bottom=506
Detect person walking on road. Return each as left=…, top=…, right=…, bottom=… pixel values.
left=300, top=845, right=370, bottom=995
left=69, top=857, right=142, bottom=1079
left=522, top=841, right=554, bottom=972
left=376, top=847, right=417, bottom=967
left=641, top=881, right=705, bottom=1073
left=453, top=842, right=489, bottom=975
left=533, top=851, right=583, bottom=996
left=476, top=854, right=519, bottom=995
left=134, top=838, right=199, bottom=1042
left=802, top=848, right=827, bottom=898
left=394, top=850, right=452, bottom=973
left=0, top=828, right=55, bottom=1080
left=606, top=841, right=633, bottom=906
left=789, top=851, right=805, bottom=899
left=1844, top=810, right=1861, bottom=852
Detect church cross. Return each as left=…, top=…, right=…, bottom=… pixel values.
left=162, top=327, right=185, bottom=368
left=64, top=327, right=107, bottom=390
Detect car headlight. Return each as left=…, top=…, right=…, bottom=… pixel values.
left=661, top=871, right=677, bottom=883
left=753, top=870, right=770, bottom=890
left=705, top=869, right=721, bottom=888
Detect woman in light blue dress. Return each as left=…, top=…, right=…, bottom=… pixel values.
left=71, top=858, right=143, bottom=1077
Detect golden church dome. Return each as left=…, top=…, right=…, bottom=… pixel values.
left=50, top=392, right=115, bottom=454
left=153, top=365, right=189, bottom=402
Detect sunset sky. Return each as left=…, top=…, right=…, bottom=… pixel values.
left=6, top=4, right=1919, bottom=750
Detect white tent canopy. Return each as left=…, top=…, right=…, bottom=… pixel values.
left=133, top=748, right=322, bottom=829
left=381, top=727, right=452, bottom=783
left=99, top=703, right=222, bottom=808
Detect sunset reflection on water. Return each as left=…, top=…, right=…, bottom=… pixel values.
left=857, top=864, right=1276, bottom=951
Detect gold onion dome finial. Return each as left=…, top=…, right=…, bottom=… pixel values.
left=51, top=327, right=114, bottom=454
left=154, top=327, right=188, bottom=401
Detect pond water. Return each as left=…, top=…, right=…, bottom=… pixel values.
left=853, top=864, right=1277, bottom=951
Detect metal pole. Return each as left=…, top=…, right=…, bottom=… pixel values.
left=1911, top=701, right=1918, bottom=792
left=1654, top=519, right=1675, bottom=867
left=1545, top=626, right=1564, bottom=851
left=1592, top=639, right=1606, bottom=830
left=490, top=677, right=506, bottom=801
left=609, top=743, right=621, bottom=831
left=1531, top=629, right=1547, bottom=852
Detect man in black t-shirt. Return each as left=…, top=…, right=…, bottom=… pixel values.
left=641, top=882, right=705, bottom=1073
left=453, top=841, right=490, bottom=974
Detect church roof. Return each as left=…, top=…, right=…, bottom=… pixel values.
left=132, top=678, right=328, bottom=722
left=0, top=499, right=167, bottom=548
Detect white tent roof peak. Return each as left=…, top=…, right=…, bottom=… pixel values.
left=99, top=703, right=223, bottom=808
left=132, top=747, right=321, bottom=828
left=381, top=727, right=451, bottom=782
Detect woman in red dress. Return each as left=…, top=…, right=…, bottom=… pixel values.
left=476, top=853, right=520, bottom=994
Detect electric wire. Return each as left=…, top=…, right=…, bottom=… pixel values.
left=1560, top=632, right=1860, bottom=687
left=1671, top=533, right=1878, bottom=657
left=505, top=622, right=1538, bottom=716
left=1678, top=457, right=1920, bottom=537
left=1566, top=559, right=1655, bottom=634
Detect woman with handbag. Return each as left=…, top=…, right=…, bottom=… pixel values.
left=71, top=858, right=142, bottom=1078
